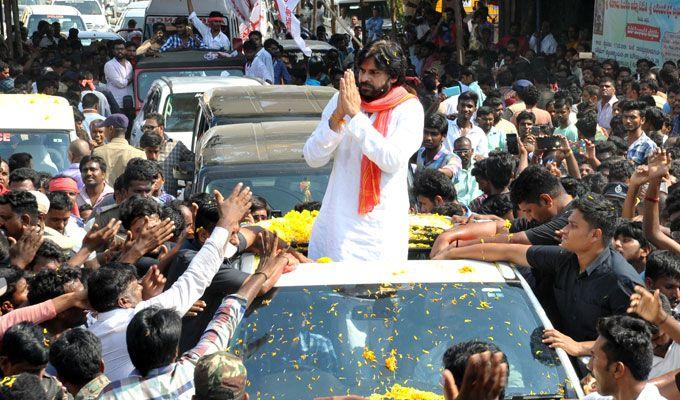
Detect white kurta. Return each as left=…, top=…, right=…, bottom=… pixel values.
left=303, top=93, right=424, bottom=262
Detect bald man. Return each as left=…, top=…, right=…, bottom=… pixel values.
left=59, top=139, right=91, bottom=190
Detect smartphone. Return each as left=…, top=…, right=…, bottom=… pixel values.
left=507, top=134, right=519, bottom=155
left=537, top=136, right=562, bottom=151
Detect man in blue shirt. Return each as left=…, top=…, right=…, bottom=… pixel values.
left=0, top=62, right=13, bottom=93
left=365, top=7, right=383, bottom=43
left=160, top=16, right=206, bottom=52
left=264, top=39, right=291, bottom=84
left=415, top=112, right=460, bottom=179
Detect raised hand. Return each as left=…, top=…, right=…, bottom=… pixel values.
left=9, top=225, right=44, bottom=269
left=120, top=217, right=175, bottom=264
left=648, top=149, right=670, bottom=180
left=141, top=265, right=167, bottom=300
left=629, top=165, right=650, bottom=188
left=82, top=219, right=121, bottom=253
left=627, top=285, right=665, bottom=324
left=254, top=230, right=290, bottom=295
left=185, top=300, right=206, bottom=317
left=215, top=184, right=252, bottom=232
left=542, top=329, right=583, bottom=356
left=443, top=351, right=508, bottom=400
left=340, top=70, right=361, bottom=117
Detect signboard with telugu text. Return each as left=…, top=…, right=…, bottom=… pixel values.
left=592, top=0, right=680, bottom=68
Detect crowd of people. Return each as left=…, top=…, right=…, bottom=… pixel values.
left=1, top=0, right=680, bottom=398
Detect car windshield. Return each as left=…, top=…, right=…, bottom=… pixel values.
left=229, top=282, right=577, bottom=399
left=164, top=93, right=198, bottom=132
left=340, top=1, right=388, bottom=19
left=53, top=1, right=102, bottom=15
left=137, top=69, right=244, bottom=101
left=0, top=131, right=70, bottom=174
left=27, top=14, right=86, bottom=34
left=205, top=164, right=330, bottom=213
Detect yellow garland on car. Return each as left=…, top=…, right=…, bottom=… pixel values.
left=256, top=211, right=453, bottom=248
left=368, top=384, right=444, bottom=400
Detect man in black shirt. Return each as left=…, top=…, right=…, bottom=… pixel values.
left=434, top=195, right=643, bottom=355
left=431, top=166, right=574, bottom=258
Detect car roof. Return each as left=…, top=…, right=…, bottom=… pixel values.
left=153, top=76, right=263, bottom=93
left=24, top=4, right=81, bottom=14
left=275, top=260, right=516, bottom=287
left=126, top=0, right=150, bottom=9
left=78, top=31, right=122, bottom=40
left=122, top=7, right=146, bottom=16
left=280, top=39, right=336, bottom=52
left=198, top=120, right=318, bottom=166
left=0, top=94, right=75, bottom=131
left=201, top=85, right=336, bottom=116
left=135, top=51, right=246, bottom=70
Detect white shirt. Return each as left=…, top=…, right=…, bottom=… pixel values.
left=80, top=90, right=111, bottom=117
left=303, top=93, right=424, bottom=262
left=529, top=33, right=558, bottom=55
left=245, top=55, right=274, bottom=83
left=583, top=383, right=666, bottom=400
left=441, top=95, right=459, bottom=116
left=445, top=119, right=489, bottom=157
left=651, top=342, right=680, bottom=379
left=76, top=183, right=114, bottom=209
left=597, top=95, right=618, bottom=130
left=83, top=111, right=105, bottom=135
left=87, top=227, right=236, bottom=382
left=256, top=47, right=274, bottom=82
left=188, top=12, right=232, bottom=51
left=104, top=58, right=133, bottom=108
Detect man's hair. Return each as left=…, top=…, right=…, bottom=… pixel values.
left=81, top=93, right=99, bottom=109
left=123, top=158, right=157, bottom=184
left=49, top=329, right=102, bottom=386
left=242, top=39, right=257, bottom=52
left=0, top=267, right=25, bottom=305
left=476, top=105, right=494, bottom=118
left=173, top=16, right=189, bottom=26
left=582, top=172, right=608, bottom=194
left=30, top=240, right=68, bottom=268
left=9, top=167, right=39, bottom=187
left=458, top=90, right=479, bottom=106
left=576, top=111, right=598, bottom=139
left=483, top=152, right=516, bottom=191
left=561, top=176, right=587, bottom=198
left=145, top=112, right=165, bottom=127
left=195, top=199, right=220, bottom=233
left=27, top=267, right=80, bottom=305
left=645, top=107, right=665, bottom=131
left=483, top=96, right=503, bottom=109
left=0, top=373, right=48, bottom=400
left=250, top=195, right=271, bottom=214
left=479, top=193, right=514, bottom=218
left=355, top=40, right=407, bottom=86
left=86, top=266, right=137, bottom=312
left=518, top=85, right=540, bottom=106
left=0, top=322, right=49, bottom=368
left=615, top=220, right=650, bottom=248
left=442, top=340, right=508, bottom=396
left=620, top=100, right=648, bottom=115
left=516, top=110, right=536, bottom=124
left=161, top=201, right=187, bottom=239
left=572, top=193, right=617, bottom=243
left=646, top=250, right=680, bottom=282
left=553, top=96, right=571, bottom=110
left=0, top=190, right=39, bottom=219
left=596, top=315, right=653, bottom=381
left=8, top=153, right=32, bottom=171
left=127, top=307, right=182, bottom=376
left=639, top=78, right=659, bottom=93
left=424, top=112, right=448, bottom=135
left=248, top=30, right=262, bottom=39
left=119, top=195, right=162, bottom=230
left=413, top=169, right=457, bottom=202
left=140, top=132, right=163, bottom=149
left=79, top=155, right=107, bottom=173
left=46, top=191, right=71, bottom=212
left=510, top=165, right=564, bottom=205
left=607, top=160, right=635, bottom=183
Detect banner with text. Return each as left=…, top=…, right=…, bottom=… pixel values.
left=592, top=0, right=680, bottom=68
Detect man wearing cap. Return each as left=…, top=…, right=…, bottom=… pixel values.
left=187, top=0, right=233, bottom=52
left=193, top=352, right=248, bottom=400
left=92, top=114, right=146, bottom=186
left=160, top=16, right=207, bottom=52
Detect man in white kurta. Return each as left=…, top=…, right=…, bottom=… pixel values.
left=303, top=47, right=423, bottom=262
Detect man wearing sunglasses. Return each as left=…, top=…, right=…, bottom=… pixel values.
left=140, top=113, right=194, bottom=197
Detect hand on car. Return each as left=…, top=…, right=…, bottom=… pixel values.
left=442, top=350, right=508, bottom=400
left=542, top=329, right=585, bottom=356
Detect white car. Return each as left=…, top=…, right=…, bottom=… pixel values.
left=22, top=5, right=86, bottom=36
left=113, top=1, right=147, bottom=33
left=52, top=0, right=109, bottom=31
left=228, top=259, right=586, bottom=399
left=131, top=76, right=265, bottom=149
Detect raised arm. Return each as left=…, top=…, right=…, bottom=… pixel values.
left=642, top=150, right=680, bottom=252
left=432, top=242, right=531, bottom=267
left=623, top=165, right=648, bottom=219
left=430, top=220, right=504, bottom=258
left=303, top=93, right=345, bottom=168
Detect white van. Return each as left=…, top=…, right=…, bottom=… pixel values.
left=0, top=94, right=76, bottom=174
left=52, top=0, right=110, bottom=31
left=22, top=5, right=87, bottom=36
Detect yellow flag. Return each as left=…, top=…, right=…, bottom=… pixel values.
left=435, top=0, right=443, bottom=12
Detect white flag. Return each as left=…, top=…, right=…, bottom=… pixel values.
left=275, top=0, right=312, bottom=57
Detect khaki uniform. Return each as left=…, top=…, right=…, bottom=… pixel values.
left=92, top=137, right=146, bottom=186
left=75, top=374, right=111, bottom=400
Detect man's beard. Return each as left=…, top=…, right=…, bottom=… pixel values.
left=359, top=80, right=392, bottom=102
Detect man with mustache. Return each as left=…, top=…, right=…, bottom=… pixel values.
left=303, top=40, right=424, bottom=262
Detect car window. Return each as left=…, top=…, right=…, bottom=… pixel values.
left=136, top=69, right=244, bottom=102
left=53, top=0, right=102, bottom=15
left=27, top=14, right=86, bottom=34
left=0, top=131, right=71, bottom=174
left=229, top=282, right=578, bottom=399
left=164, top=93, right=198, bottom=132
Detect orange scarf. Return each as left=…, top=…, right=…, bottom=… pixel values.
left=358, top=86, right=415, bottom=214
